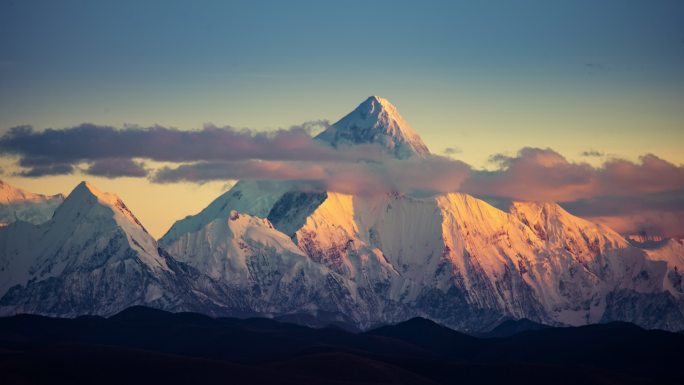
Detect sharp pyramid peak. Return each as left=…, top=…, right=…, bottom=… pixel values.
left=59, top=181, right=148, bottom=232
left=361, top=95, right=397, bottom=110
left=69, top=181, right=120, bottom=206
left=355, top=95, right=404, bottom=119
left=316, top=96, right=431, bottom=159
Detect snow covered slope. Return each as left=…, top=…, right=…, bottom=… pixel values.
left=639, top=239, right=684, bottom=297
left=161, top=180, right=296, bottom=246
left=0, top=182, right=225, bottom=317
left=163, top=209, right=373, bottom=323
left=0, top=180, right=63, bottom=226
left=292, top=193, right=683, bottom=330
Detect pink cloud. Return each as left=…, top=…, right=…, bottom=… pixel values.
left=462, top=148, right=684, bottom=238
left=153, top=156, right=472, bottom=197
left=462, top=148, right=597, bottom=202
left=589, top=210, right=684, bottom=240
left=3, top=122, right=682, bottom=238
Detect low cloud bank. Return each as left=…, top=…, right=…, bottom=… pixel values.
left=2, top=124, right=682, bottom=238
left=460, top=148, right=684, bottom=238
left=151, top=157, right=471, bottom=197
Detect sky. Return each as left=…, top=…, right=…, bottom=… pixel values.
left=0, top=0, right=683, bottom=238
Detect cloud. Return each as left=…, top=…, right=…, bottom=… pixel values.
left=16, top=164, right=75, bottom=177
left=580, top=150, right=604, bottom=157
left=463, top=148, right=596, bottom=202
left=462, top=148, right=684, bottom=201
left=559, top=189, right=684, bottom=238
left=0, top=121, right=349, bottom=170
left=461, top=148, right=684, bottom=238
left=598, top=154, right=684, bottom=195
left=561, top=189, right=684, bottom=217
left=442, top=147, right=461, bottom=155
left=2, top=123, right=683, bottom=238
left=585, top=62, right=608, bottom=70
left=84, top=158, right=149, bottom=178
left=587, top=210, right=684, bottom=240
left=152, top=160, right=326, bottom=184
left=0, top=121, right=392, bottom=178
left=152, top=157, right=472, bottom=197
left=0, top=122, right=471, bottom=195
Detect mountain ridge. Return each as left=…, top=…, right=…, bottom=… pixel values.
left=2, top=96, right=683, bottom=334
left=158, top=96, right=684, bottom=332
left=0, top=181, right=232, bottom=317
left=0, top=179, right=63, bottom=226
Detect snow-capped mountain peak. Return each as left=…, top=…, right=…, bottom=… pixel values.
left=0, top=179, right=62, bottom=204
left=0, top=181, right=222, bottom=317
left=161, top=96, right=430, bottom=246
left=72, top=181, right=116, bottom=204
left=56, top=181, right=149, bottom=235
left=315, top=96, right=430, bottom=159
left=48, top=181, right=165, bottom=272
left=0, top=180, right=63, bottom=226
left=62, top=181, right=123, bottom=208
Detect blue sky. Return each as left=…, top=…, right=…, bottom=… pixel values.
left=1, top=1, right=682, bottom=166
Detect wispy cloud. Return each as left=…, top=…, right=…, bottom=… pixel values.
left=442, top=147, right=461, bottom=155
left=580, top=150, right=604, bottom=157
left=0, top=122, right=338, bottom=175
left=84, top=158, right=149, bottom=178
left=461, top=148, right=684, bottom=237
left=152, top=157, right=471, bottom=197
left=16, top=164, right=75, bottom=177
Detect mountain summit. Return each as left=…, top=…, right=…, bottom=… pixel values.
left=0, top=180, right=60, bottom=204
left=0, top=181, right=213, bottom=316
left=161, top=96, right=429, bottom=244
left=55, top=181, right=151, bottom=237
left=0, top=180, right=63, bottom=226
left=316, top=96, right=430, bottom=159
